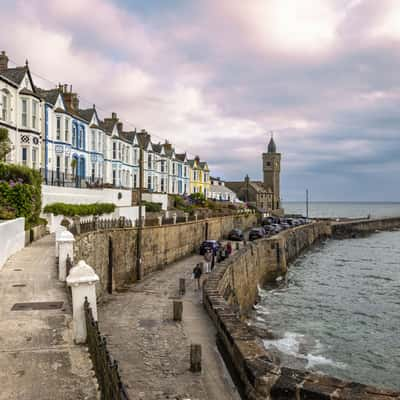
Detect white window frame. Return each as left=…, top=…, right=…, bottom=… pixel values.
left=32, top=100, right=38, bottom=129
left=21, top=98, right=28, bottom=127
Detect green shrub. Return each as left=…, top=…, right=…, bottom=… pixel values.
left=142, top=200, right=162, bottom=213
left=43, top=202, right=116, bottom=217
left=189, top=192, right=206, bottom=206
left=0, top=162, right=42, bottom=229
left=0, top=128, right=11, bottom=161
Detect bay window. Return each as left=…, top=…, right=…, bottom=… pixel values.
left=21, top=99, right=28, bottom=127
left=32, top=101, right=38, bottom=129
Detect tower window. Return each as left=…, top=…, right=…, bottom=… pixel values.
left=266, top=161, right=271, bottom=166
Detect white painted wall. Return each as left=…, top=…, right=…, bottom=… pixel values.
left=42, top=185, right=132, bottom=207
left=0, top=218, right=25, bottom=270
left=43, top=206, right=145, bottom=233
left=142, top=193, right=168, bottom=210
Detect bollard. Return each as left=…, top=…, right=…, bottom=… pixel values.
left=58, top=230, right=75, bottom=281
left=179, top=278, right=186, bottom=296
left=66, top=260, right=99, bottom=343
left=157, top=216, right=163, bottom=226
left=184, top=213, right=189, bottom=223
left=236, top=242, right=240, bottom=250
left=190, top=344, right=202, bottom=372
left=173, top=300, right=183, bottom=321
left=172, top=213, right=177, bottom=224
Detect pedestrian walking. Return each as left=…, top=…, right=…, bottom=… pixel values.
left=211, top=250, right=216, bottom=271
left=193, top=263, right=203, bottom=290
left=226, top=242, right=232, bottom=256
left=204, top=249, right=212, bottom=273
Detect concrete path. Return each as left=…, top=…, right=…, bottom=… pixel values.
left=0, top=235, right=98, bottom=400
left=100, top=254, right=241, bottom=400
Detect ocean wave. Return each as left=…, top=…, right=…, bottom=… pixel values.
left=263, top=332, right=347, bottom=370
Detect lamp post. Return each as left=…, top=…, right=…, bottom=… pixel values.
left=136, top=143, right=144, bottom=281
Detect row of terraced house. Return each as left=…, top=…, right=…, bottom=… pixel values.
left=0, top=51, right=213, bottom=197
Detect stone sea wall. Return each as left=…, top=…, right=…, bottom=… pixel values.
left=332, top=216, right=400, bottom=239
left=73, top=213, right=257, bottom=297
left=203, top=221, right=400, bottom=400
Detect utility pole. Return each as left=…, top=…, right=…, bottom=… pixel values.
left=306, top=188, right=309, bottom=219
left=136, top=143, right=144, bottom=281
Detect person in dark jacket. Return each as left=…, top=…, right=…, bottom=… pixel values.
left=226, top=242, right=232, bottom=256
left=193, top=263, right=203, bottom=290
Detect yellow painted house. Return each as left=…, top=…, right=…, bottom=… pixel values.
left=188, top=156, right=210, bottom=197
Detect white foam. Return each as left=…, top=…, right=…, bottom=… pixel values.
left=263, top=332, right=346, bottom=370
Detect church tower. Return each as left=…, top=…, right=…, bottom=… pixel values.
left=262, top=134, right=281, bottom=210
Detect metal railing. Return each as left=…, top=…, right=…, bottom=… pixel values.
left=84, top=298, right=130, bottom=400
left=41, top=168, right=104, bottom=188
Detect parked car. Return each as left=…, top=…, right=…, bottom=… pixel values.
left=228, top=229, right=244, bottom=241
left=249, top=228, right=265, bottom=241
left=199, top=240, right=222, bottom=255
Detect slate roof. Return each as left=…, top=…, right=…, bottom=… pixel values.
left=199, top=161, right=209, bottom=170
left=137, top=132, right=151, bottom=148
left=19, top=87, right=42, bottom=99
left=0, top=66, right=27, bottom=85
left=152, top=143, right=162, bottom=154
left=76, top=108, right=95, bottom=123
left=99, top=120, right=116, bottom=135
left=36, top=88, right=60, bottom=105
left=175, top=153, right=186, bottom=162
left=119, top=131, right=136, bottom=144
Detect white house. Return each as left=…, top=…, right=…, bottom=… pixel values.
left=208, top=177, right=239, bottom=203
left=0, top=52, right=42, bottom=168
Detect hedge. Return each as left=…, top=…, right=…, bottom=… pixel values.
left=43, top=202, right=116, bottom=217
left=0, top=162, right=42, bottom=229
left=142, top=200, right=162, bottom=213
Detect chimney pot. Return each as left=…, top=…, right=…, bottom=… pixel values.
left=111, top=112, right=117, bottom=120
left=0, top=50, right=9, bottom=72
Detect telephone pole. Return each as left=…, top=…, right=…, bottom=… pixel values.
left=136, top=143, right=144, bottom=281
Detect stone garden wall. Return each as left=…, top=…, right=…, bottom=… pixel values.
left=73, top=213, right=257, bottom=297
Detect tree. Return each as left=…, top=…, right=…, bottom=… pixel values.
left=0, top=128, right=11, bottom=161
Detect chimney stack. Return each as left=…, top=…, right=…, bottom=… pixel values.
left=117, top=122, right=123, bottom=132
left=63, top=85, right=79, bottom=111
left=0, top=51, right=9, bottom=72
left=111, top=112, right=117, bottom=120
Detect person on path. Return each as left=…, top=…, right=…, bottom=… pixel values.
left=193, top=263, right=203, bottom=290
left=204, top=249, right=212, bottom=273
left=226, top=242, right=232, bottom=256
left=211, top=248, right=216, bottom=270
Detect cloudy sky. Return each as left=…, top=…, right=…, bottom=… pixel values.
left=1, top=0, right=400, bottom=201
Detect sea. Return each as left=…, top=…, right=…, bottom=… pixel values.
left=283, top=201, right=400, bottom=219
left=251, top=202, right=400, bottom=390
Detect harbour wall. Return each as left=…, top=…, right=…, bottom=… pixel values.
left=203, top=221, right=400, bottom=399
left=73, top=213, right=257, bottom=297
left=332, top=216, right=400, bottom=238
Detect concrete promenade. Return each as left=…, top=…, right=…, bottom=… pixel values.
left=0, top=234, right=98, bottom=400
left=100, top=254, right=241, bottom=400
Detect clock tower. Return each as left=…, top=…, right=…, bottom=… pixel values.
left=263, top=135, right=281, bottom=210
